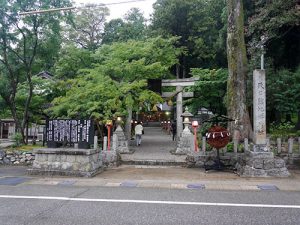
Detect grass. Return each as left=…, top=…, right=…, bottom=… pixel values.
left=5, top=143, right=43, bottom=152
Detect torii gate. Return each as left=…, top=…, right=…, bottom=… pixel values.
left=161, top=78, right=198, bottom=137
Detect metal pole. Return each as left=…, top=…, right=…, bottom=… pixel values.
left=261, top=52, right=264, bottom=70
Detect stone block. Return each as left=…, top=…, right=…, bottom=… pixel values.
left=61, top=162, right=72, bottom=170
left=28, top=148, right=102, bottom=177
left=50, top=162, right=61, bottom=170
left=253, top=169, right=267, bottom=177
left=32, top=161, right=41, bottom=169
left=274, top=158, right=285, bottom=168
left=39, top=154, right=48, bottom=162
left=263, top=159, right=274, bottom=170
left=0, top=150, right=5, bottom=158
left=72, top=162, right=80, bottom=171
left=82, top=163, right=92, bottom=172
left=90, top=154, right=97, bottom=162
left=47, top=154, right=56, bottom=162
left=76, top=156, right=90, bottom=164
left=195, top=161, right=204, bottom=167
left=66, top=155, right=76, bottom=163
left=267, top=168, right=290, bottom=177
left=253, top=159, right=263, bottom=169
left=20, top=158, right=26, bottom=163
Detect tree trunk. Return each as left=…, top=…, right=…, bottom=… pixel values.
left=125, top=106, right=133, bottom=141
left=26, top=120, right=29, bottom=144
left=176, top=64, right=180, bottom=79
left=21, top=72, right=34, bottom=144
left=295, top=110, right=300, bottom=130
left=226, top=0, right=252, bottom=140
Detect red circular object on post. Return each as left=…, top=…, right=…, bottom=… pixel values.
left=206, top=125, right=230, bottom=149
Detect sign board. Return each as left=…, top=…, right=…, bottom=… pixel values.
left=46, top=119, right=94, bottom=147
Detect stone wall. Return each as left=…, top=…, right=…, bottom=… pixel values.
left=186, top=151, right=242, bottom=169
left=0, top=149, right=35, bottom=165
left=28, top=148, right=102, bottom=177
left=102, top=150, right=121, bottom=168
left=236, top=151, right=290, bottom=177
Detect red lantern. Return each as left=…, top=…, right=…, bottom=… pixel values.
left=206, top=125, right=230, bottom=149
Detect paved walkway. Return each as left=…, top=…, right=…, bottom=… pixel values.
left=3, top=165, right=300, bottom=191
left=121, top=127, right=185, bottom=163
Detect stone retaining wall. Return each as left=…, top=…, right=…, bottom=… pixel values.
left=102, top=150, right=121, bottom=168
left=0, top=149, right=35, bottom=165
left=28, top=148, right=102, bottom=177
left=186, top=151, right=242, bottom=168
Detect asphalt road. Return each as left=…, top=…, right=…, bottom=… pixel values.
left=1, top=184, right=300, bottom=225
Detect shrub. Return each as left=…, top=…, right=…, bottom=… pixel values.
left=13, top=133, right=23, bottom=147
left=270, top=122, right=296, bottom=140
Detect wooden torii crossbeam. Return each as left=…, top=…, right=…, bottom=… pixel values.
left=161, top=78, right=199, bottom=137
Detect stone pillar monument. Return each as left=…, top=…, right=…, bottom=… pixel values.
left=236, top=70, right=290, bottom=177
left=253, top=69, right=267, bottom=151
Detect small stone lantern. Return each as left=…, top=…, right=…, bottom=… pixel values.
left=175, top=107, right=194, bottom=154
left=116, top=116, right=123, bottom=132
left=114, top=116, right=129, bottom=153
left=181, top=107, right=193, bottom=132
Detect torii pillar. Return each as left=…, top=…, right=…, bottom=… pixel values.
left=176, top=86, right=183, bottom=138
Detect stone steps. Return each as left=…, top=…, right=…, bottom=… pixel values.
left=121, top=159, right=186, bottom=167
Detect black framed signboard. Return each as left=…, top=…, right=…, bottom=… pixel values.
left=46, top=119, right=94, bottom=148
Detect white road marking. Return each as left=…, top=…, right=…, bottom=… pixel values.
left=0, top=195, right=300, bottom=209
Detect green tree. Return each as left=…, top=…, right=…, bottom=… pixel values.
left=151, top=0, right=227, bottom=77
left=246, top=0, right=300, bottom=71
left=102, top=18, right=125, bottom=44
left=0, top=0, right=72, bottom=143
left=50, top=37, right=181, bottom=139
left=92, top=37, right=181, bottom=138
left=190, top=68, right=228, bottom=115
left=54, top=45, right=94, bottom=80
left=266, top=68, right=300, bottom=128
left=102, top=8, right=147, bottom=44
left=63, top=4, right=109, bottom=51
